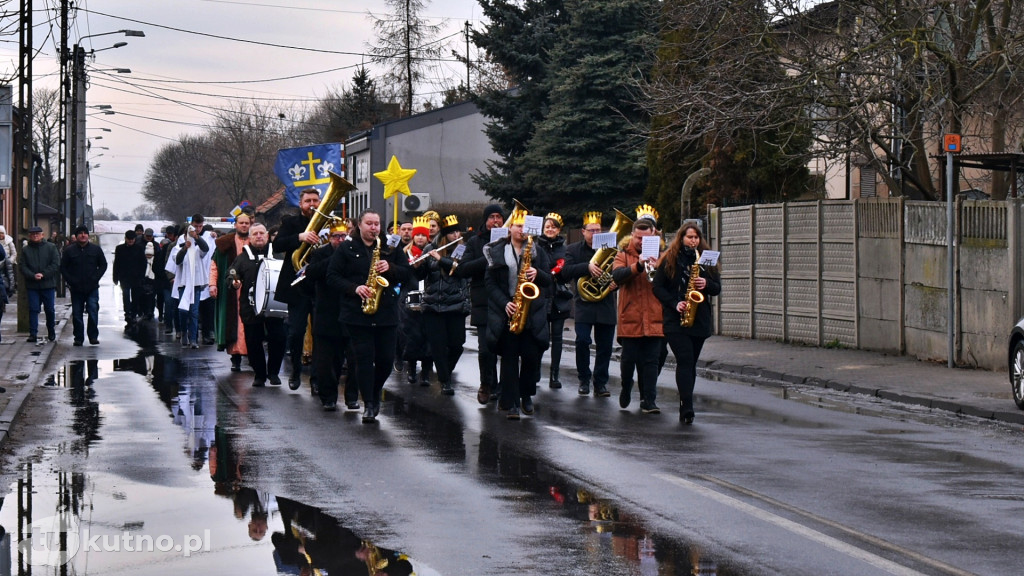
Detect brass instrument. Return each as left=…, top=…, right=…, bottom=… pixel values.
left=362, top=237, right=389, bottom=314
left=577, top=209, right=633, bottom=302
left=509, top=235, right=539, bottom=335
left=680, top=249, right=705, bottom=327
left=291, top=171, right=356, bottom=271
left=644, top=259, right=657, bottom=283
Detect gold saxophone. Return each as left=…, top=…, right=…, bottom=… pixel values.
left=680, top=250, right=705, bottom=327
left=509, top=235, right=539, bottom=335
left=577, top=209, right=633, bottom=302
left=291, top=171, right=356, bottom=271
left=362, top=236, right=390, bottom=315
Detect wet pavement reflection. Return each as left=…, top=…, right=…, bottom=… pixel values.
left=0, top=352, right=751, bottom=575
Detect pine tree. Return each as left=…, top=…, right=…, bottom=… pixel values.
left=368, top=0, right=445, bottom=116
left=518, top=0, right=657, bottom=220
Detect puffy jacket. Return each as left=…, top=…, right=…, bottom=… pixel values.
left=453, top=228, right=492, bottom=326
left=611, top=242, right=663, bottom=339
left=60, top=241, right=108, bottom=294
left=20, top=240, right=61, bottom=291
left=535, top=234, right=572, bottom=320
left=415, top=242, right=469, bottom=315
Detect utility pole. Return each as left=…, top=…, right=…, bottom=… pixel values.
left=465, top=21, right=471, bottom=92
left=59, top=0, right=70, bottom=238
left=15, top=0, right=33, bottom=331
left=70, top=45, right=86, bottom=228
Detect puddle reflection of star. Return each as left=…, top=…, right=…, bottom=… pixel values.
left=374, top=156, right=417, bottom=199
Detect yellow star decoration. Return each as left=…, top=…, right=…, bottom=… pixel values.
left=374, top=156, right=417, bottom=199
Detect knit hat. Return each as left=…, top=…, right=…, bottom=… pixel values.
left=74, top=225, right=90, bottom=235
left=482, top=204, right=503, bottom=221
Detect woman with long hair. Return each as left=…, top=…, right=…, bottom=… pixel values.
left=652, top=221, right=720, bottom=424
left=535, top=213, right=572, bottom=388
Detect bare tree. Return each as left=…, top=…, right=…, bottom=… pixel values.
left=142, top=135, right=215, bottom=220
left=367, top=0, right=447, bottom=115
left=639, top=0, right=1024, bottom=200
left=204, top=100, right=289, bottom=210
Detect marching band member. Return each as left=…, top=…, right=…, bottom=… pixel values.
left=484, top=212, right=552, bottom=420
left=306, top=220, right=355, bottom=410
left=417, top=215, right=469, bottom=395
left=652, top=221, right=721, bottom=424
left=274, top=188, right=322, bottom=391
left=611, top=205, right=664, bottom=413
left=535, top=212, right=572, bottom=389
left=455, top=204, right=505, bottom=404
left=422, top=210, right=442, bottom=243
left=210, top=212, right=252, bottom=372
left=231, top=223, right=287, bottom=387
left=562, top=211, right=617, bottom=397
left=402, top=216, right=433, bottom=385
left=327, top=210, right=413, bottom=423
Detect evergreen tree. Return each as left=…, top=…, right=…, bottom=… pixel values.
left=519, top=0, right=657, bottom=220
left=471, top=0, right=568, bottom=212
left=368, top=0, right=445, bottom=116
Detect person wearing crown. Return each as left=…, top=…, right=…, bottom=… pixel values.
left=562, top=211, right=618, bottom=398
left=483, top=210, right=553, bottom=419
left=535, top=212, right=573, bottom=389
left=611, top=205, right=665, bottom=413
left=401, top=216, right=434, bottom=386
left=415, top=214, right=470, bottom=395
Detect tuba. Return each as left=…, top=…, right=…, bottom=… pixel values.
left=577, top=209, right=633, bottom=302
left=291, top=171, right=356, bottom=271
left=361, top=236, right=390, bottom=314
left=509, top=235, right=539, bottom=335
left=679, top=249, right=705, bottom=327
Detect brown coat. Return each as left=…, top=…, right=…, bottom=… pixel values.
left=612, top=243, right=663, bottom=339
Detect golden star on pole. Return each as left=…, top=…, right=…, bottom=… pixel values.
left=374, top=155, right=417, bottom=199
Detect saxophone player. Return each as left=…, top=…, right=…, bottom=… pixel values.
left=484, top=212, right=552, bottom=420
left=651, top=221, right=720, bottom=425
left=562, top=211, right=617, bottom=398
left=327, top=210, right=412, bottom=423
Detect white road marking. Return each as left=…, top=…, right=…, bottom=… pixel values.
left=544, top=426, right=592, bottom=442
left=653, top=473, right=934, bottom=576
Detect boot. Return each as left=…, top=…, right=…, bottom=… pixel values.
left=407, top=361, right=417, bottom=384
left=419, top=363, right=432, bottom=387
left=619, top=380, right=633, bottom=409
left=549, top=366, right=562, bottom=389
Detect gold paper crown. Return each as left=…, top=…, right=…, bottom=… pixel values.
left=443, top=214, right=459, bottom=227
left=330, top=219, right=349, bottom=234
left=412, top=215, right=431, bottom=229
left=545, top=213, right=564, bottom=228
left=509, top=211, right=526, bottom=226
left=583, top=211, right=603, bottom=227
left=635, top=204, right=659, bottom=224
left=422, top=210, right=441, bottom=222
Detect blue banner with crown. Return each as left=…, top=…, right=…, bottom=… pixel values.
left=274, top=144, right=344, bottom=207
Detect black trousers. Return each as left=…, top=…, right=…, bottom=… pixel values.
left=287, top=297, right=314, bottom=378
left=120, top=282, right=140, bottom=323
left=423, top=311, right=466, bottom=383
left=620, top=337, right=663, bottom=404
left=475, top=321, right=499, bottom=391
left=621, top=339, right=668, bottom=385
left=243, top=318, right=287, bottom=380
left=200, top=297, right=215, bottom=338
left=345, top=324, right=397, bottom=409
left=313, top=333, right=354, bottom=405
left=665, top=331, right=707, bottom=414
left=498, top=332, right=541, bottom=410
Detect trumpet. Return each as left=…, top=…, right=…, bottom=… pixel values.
left=409, top=237, right=463, bottom=265
left=643, top=259, right=657, bottom=283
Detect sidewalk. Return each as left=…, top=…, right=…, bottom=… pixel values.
left=0, top=296, right=73, bottom=447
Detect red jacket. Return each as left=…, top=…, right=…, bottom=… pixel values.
left=612, top=242, right=663, bottom=338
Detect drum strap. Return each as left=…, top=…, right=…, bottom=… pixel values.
left=243, top=244, right=276, bottom=261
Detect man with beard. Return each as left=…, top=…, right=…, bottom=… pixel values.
left=273, top=188, right=321, bottom=391
left=210, top=212, right=252, bottom=372
left=230, top=223, right=287, bottom=387
left=454, top=204, right=505, bottom=404
left=327, top=210, right=412, bottom=423
left=60, top=225, right=108, bottom=346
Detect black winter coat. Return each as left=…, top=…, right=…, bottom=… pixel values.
left=306, top=242, right=346, bottom=338
left=651, top=247, right=721, bottom=338
left=113, top=242, right=147, bottom=286
left=453, top=228, right=492, bottom=326
left=414, top=242, right=470, bottom=315
left=230, top=244, right=274, bottom=325
left=484, top=238, right=553, bottom=354
left=273, top=212, right=311, bottom=305
left=60, top=241, right=108, bottom=294
left=562, top=240, right=617, bottom=324
left=326, top=236, right=412, bottom=328
left=535, top=234, right=572, bottom=320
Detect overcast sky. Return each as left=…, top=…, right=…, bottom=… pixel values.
left=11, top=0, right=483, bottom=219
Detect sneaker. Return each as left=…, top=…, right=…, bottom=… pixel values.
left=578, top=382, right=590, bottom=396
left=190, top=343, right=200, bottom=349
left=346, top=401, right=361, bottom=411
left=619, top=384, right=632, bottom=409
left=640, top=402, right=661, bottom=414
left=594, top=384, right=610, bottom=398
left=268, top=375, right=283, bottom=386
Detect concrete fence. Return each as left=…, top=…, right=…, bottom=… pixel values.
left=708, top=198, right=1024, bottom=371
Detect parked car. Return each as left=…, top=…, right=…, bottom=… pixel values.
left=1009, top=317, right=1024, bottom=409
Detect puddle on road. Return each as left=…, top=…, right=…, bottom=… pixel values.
left=1, top=357, right=751, bottom=575
left=0, top=357, right=428, bottom=576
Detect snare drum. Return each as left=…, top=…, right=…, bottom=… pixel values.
left=405, top=290, right=424, bottom=312
left=254, top=259, right=288, bottom=319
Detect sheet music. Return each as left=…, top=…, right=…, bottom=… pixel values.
left=641, top=236, right=661, bottom=260
left=523, top=215, right=544, bottom=236
left=490, top=227, right=509, bottom=242
left=593, top=232, right=618, bottom=250
left=386, top=234, right=401, bottom=248
left=699, top=250, right=720, bottom=266
left=451, top=244, right=466, bottom=259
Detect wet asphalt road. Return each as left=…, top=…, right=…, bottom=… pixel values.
left=3, top=257, right=1024, bottom=575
